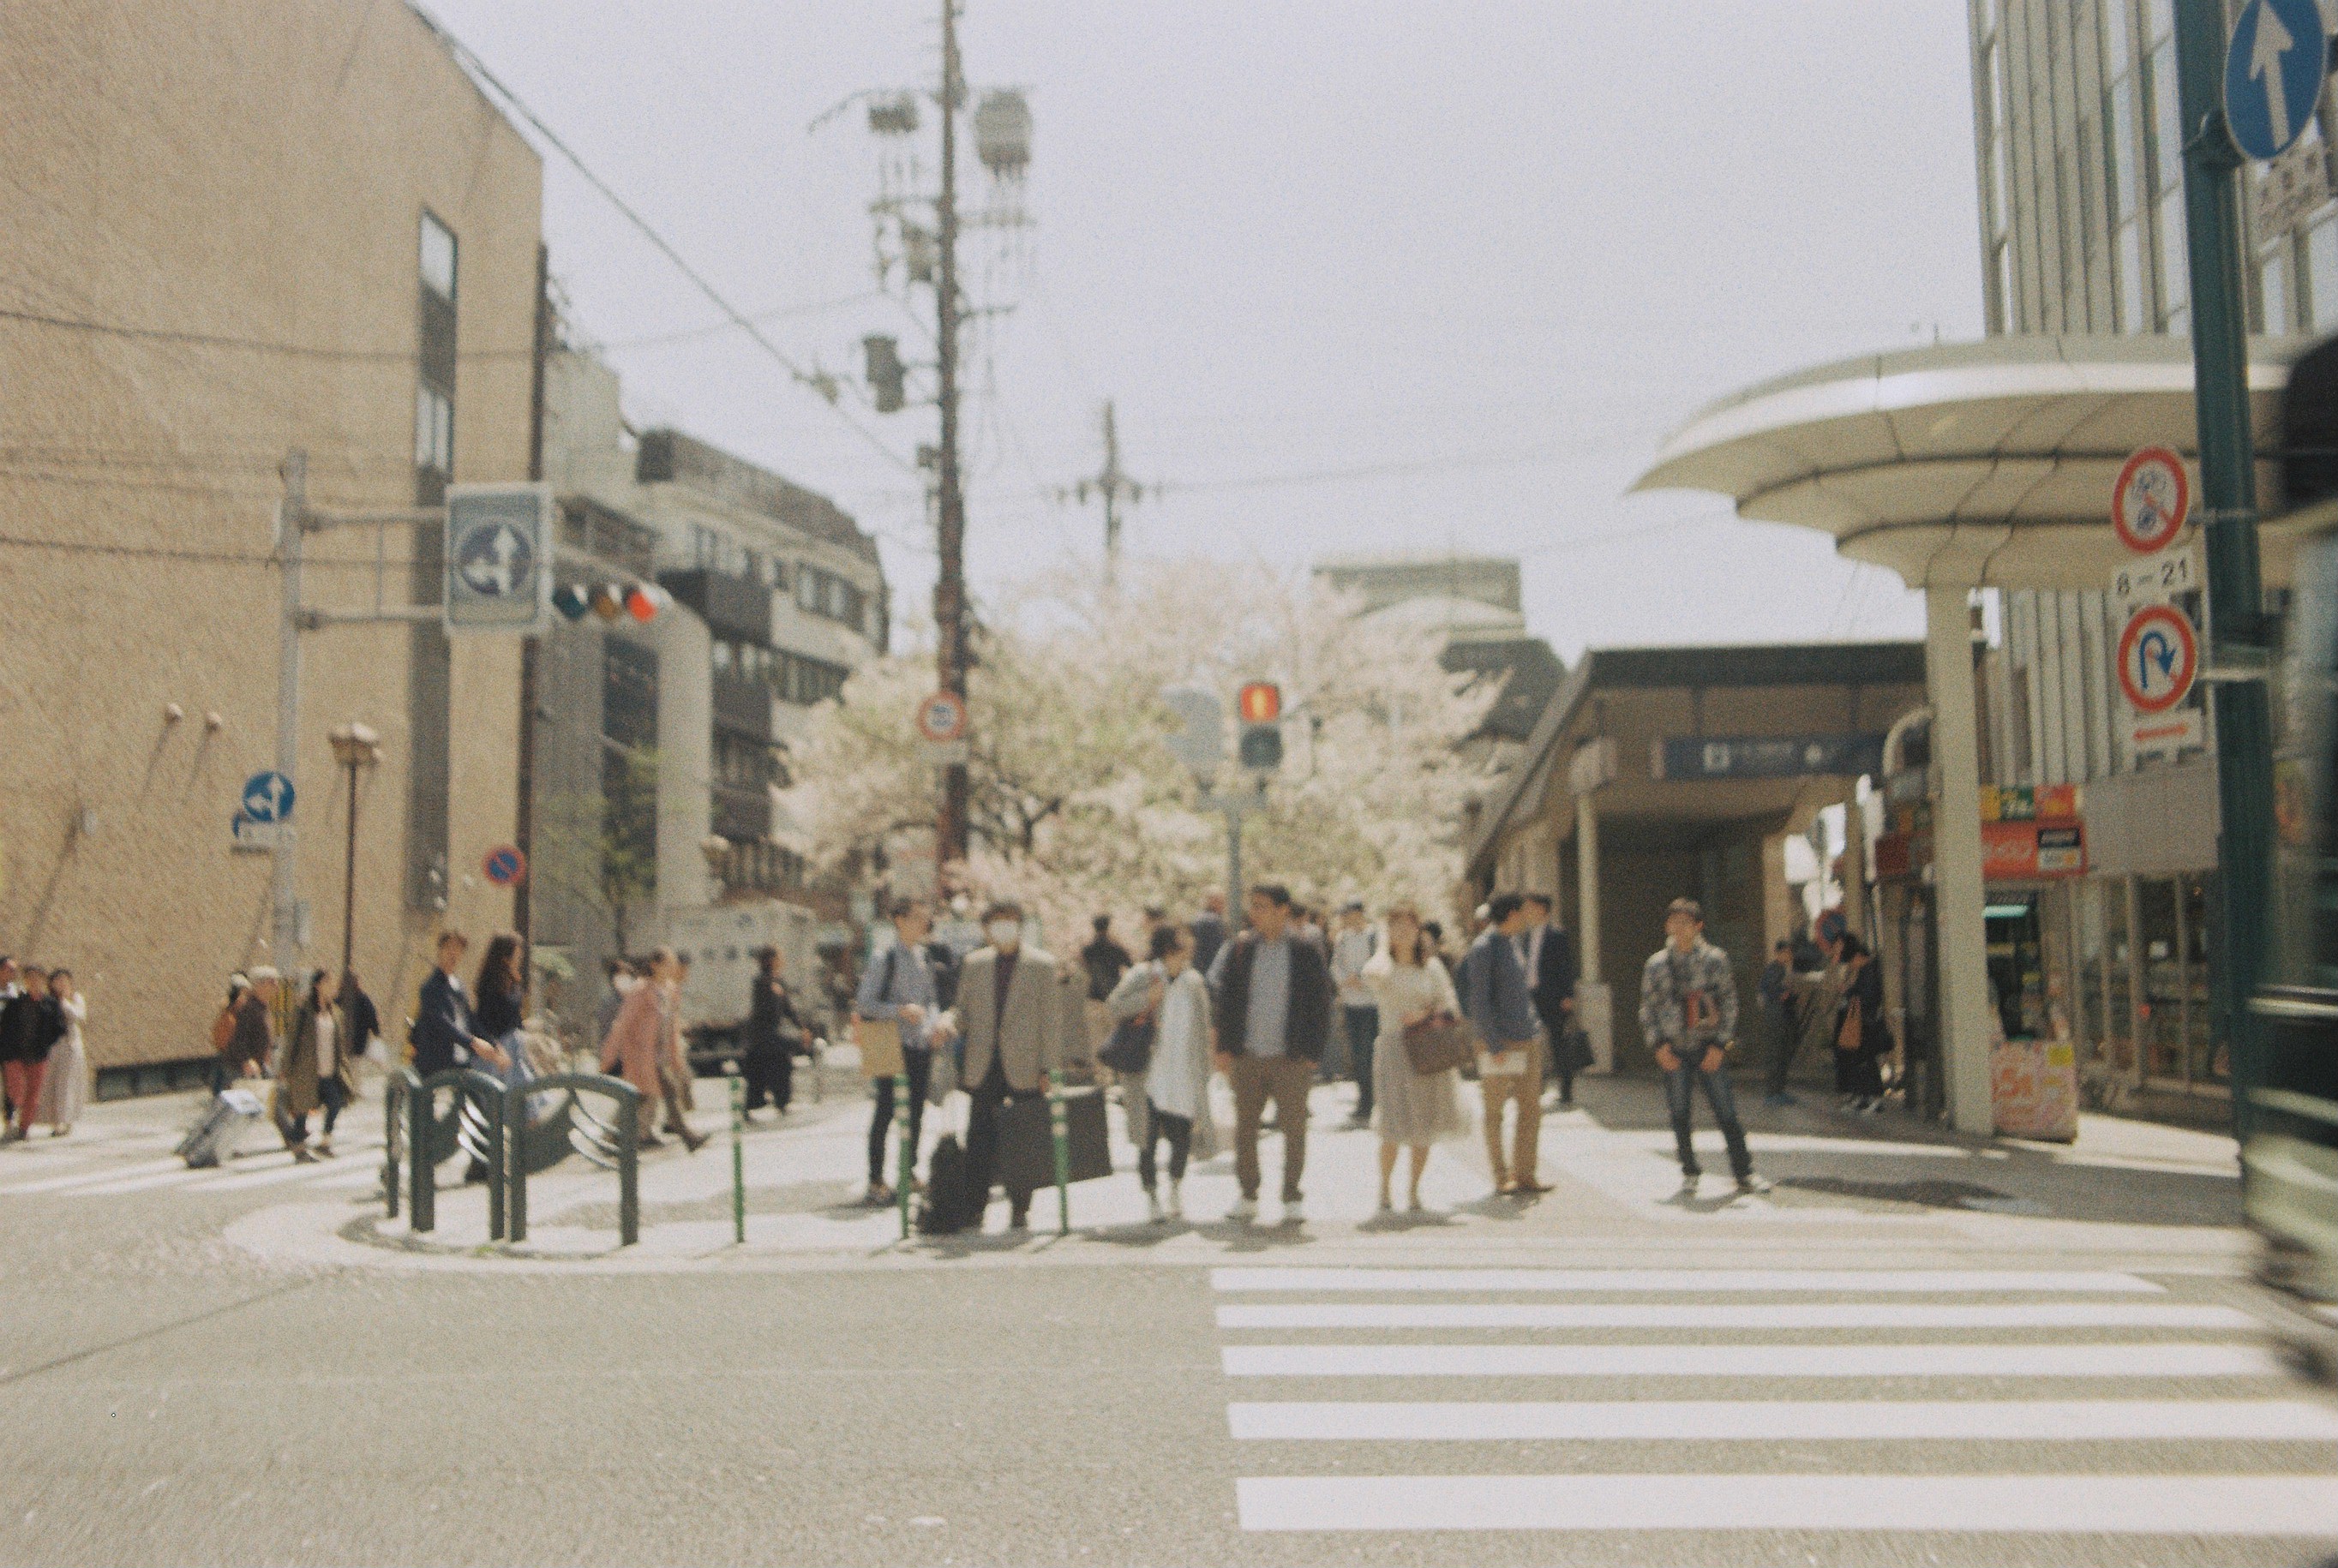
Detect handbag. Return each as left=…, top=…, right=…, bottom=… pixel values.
left=1401, top=1011, right=1477, bottom=1075
left=1098, top=1015, right=1155, bottom=1075
left=1556, top=1023, right=1595, bottom=1074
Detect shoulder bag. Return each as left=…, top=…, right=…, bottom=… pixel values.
left=1401, top=1010, right=1477, bottom=1075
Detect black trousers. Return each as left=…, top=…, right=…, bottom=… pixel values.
left=1137, top=1104, right=1193, bottom=1188
left=867, top=1045, right=932, bottom=1185
left=1762, top=1006, right=1799, bottom=1096
left=743, top=1041, right=794, bottom=1112
left=961, top=1062, right=1040, bottom=1224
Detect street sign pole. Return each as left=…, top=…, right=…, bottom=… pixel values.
left=272, top=452, right=309, bottom=978
left=2178, top=0, right=2286, bottom=1140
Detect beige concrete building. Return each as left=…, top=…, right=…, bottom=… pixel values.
left=0, top=0, right=543, bottom=1085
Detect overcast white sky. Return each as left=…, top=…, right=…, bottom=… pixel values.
left=428, top=1, right=1984, bottom=658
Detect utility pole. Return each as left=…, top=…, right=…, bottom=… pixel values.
left=1066, top=400, right=1146, bottom=584
left=933, top=0, right=969, bottom=866
left=2171, top=0, right=2275, bottom=1139
left=273, top=451, right=308, bottom=979
left=514, top=242, right=552, bottom=955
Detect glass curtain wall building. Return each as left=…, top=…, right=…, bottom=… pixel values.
left=1962, top=0, right=2330, bottom=1113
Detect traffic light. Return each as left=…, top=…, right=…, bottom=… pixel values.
left=553, top=582, right=667, bottom=624
left=863, top=334, right=907, bottom=413
left=1237, top=681, right=1283, bottom=771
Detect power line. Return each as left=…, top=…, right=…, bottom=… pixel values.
left=405, top=3, right=917, bottom=476
left=0, top=303, right=527, bottom=363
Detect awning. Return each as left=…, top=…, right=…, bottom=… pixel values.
left=1633, top=335, right=2312, bottom=589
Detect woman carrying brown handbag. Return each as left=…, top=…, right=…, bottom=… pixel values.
left=1362, top=904, right=1470, bottom=1213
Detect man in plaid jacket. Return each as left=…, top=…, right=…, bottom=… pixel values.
left=1638, top=898, right=1770, bottom=1198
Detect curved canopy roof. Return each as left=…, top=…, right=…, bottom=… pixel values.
left=1632, top=335, right=2310, bottom=589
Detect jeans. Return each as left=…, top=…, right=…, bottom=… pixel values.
left=1343, top=1006, right=1379, bottom=1119
left=866, top=1045, right=932, bottom=1186
left=1664, top=1053, right=1753, bottom=1180
left=1137, top=1104, right=1193, bottom=1189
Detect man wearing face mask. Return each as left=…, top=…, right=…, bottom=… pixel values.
left=956, top=901, right=1067, bottom=1230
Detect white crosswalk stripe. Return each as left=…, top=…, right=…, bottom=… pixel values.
left=0, top=1141, right=387, bottom=1200
left=1214, top=1263, right=2338, bottom=1547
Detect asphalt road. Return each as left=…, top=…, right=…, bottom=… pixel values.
left=3, top=1075, right=2334, bottom=1568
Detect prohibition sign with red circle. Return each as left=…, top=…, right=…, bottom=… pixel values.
left=916, top=691, right=968, bottom=744
left=2112, top=447, right=2190, bottom=555
left=2116, top=602, right=2198, bottom=714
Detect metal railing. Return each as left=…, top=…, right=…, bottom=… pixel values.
left=391, top=1067, right=640, bottom=1247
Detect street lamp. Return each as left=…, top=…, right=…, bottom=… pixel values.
left=328, top=721, right=382, bottom=982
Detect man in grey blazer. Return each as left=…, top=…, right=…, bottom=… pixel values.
left=955, top=901, right=1067, bottom=1230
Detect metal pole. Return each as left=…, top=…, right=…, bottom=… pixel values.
left=506, top=1077, right=528, bottom=1243
left=729, top=1068, right=746, bottom=1245
left=2173, top=0, right=2275, bottom=1142
left=933, top=0, right=970, bottom=866
left=896, top=1068, right=914, bottom=1239
left=273, top=452, right=307, bottom=976
left=1226, top=795, right=1244, bottom=920
left=618, top=1091, right=639, bottom=1246
left=1049, top=1068, right=1070, bottom=1236
left=340, top=757, right=359, bottom=983
left=409, top=1074, right=435, bottom=1234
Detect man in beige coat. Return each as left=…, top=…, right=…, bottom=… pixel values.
left=955, top=901, right=1065, bottom=1230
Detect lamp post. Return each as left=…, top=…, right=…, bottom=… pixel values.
left=328, top=722, right=381, bottom=982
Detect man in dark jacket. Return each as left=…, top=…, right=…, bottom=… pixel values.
left=410, top=931, right=505, bottom=1078
left=1190, top=893, right=1228, bottom=975
left=1518, top=894, right=1581, bottom=1108
left=1206, top=883, right=1331, bottom=1223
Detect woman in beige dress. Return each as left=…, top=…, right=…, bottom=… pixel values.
left=1363, top=903, right=1468, bottom=1212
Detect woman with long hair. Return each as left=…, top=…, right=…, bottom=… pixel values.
left=274, top=970, right=337, bottom=1161
left=742, top=946, right=808, bottom=1119
left=1363, top=904, right=1469, bottom=1212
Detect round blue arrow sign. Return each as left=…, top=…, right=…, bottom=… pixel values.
left=455, top=517, right=536, bottom=598
left=240, top=770, right=294, bottom=824
left=2226, top=0, right=2329, bottom=161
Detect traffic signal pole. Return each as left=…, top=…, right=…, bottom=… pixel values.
left=2172, top=0, right=2276, bottom=1139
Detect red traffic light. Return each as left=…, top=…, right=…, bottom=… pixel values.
left=1238, top=682, right=1280, bottom=724
left=624, top=586, right=659, bottom=622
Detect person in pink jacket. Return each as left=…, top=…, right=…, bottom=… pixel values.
left=599, top=949, right=704, bottom=1152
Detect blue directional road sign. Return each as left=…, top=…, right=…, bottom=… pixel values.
left=444, top=483, right=552, bottom=633
left=240, top=770, right=295, bottom=823
left=2226, top=0, right=2329, bottom=161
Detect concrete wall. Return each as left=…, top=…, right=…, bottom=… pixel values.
left=0, top=0, right=541, bottom=1067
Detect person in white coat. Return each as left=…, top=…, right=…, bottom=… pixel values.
left=36, top=968, right=87, bottom=1136
left=1106, top=924, right=1220, bottom=1221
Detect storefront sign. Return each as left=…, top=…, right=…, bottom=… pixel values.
left=1981, top=784, right=2077, bottom=823
left=1982, top=818, right=2088, bottom=880
left=1652, top=733, right=1885, bottom=782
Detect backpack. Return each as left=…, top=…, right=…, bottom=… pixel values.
left=917, top=1134, right=971, bottom=1236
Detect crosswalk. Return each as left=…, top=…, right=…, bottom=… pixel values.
left=0, top=1128, right=387, bottom=1201
left=1213, top=1263, right=2338, bottom=1552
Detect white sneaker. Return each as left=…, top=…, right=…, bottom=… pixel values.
left=1166, top=1180, right=1184, bottom=1220
left=1736, top=1172, right=1774, bottom=1195
left=1145, top=1188, right=1164, bottom=1224
left=1677, top=1172, right=1701, bottom=1198
left=1227, top=1195, right=1258, bottom=1223
left=1279, top=1194, right=1304, bottom=1224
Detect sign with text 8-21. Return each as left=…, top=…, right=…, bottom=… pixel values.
left=445, top=484, right=552, bottom=634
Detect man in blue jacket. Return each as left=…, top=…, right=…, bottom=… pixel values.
left=1462, top=893, right=1545, bottom=1196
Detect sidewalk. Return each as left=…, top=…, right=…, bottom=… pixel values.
left=216, top=1068, right=2253, bottom=1278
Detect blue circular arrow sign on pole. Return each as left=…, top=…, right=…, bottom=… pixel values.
left=2226, top=0, right=2329, bottom=161
left=240, top=770, right=294, bottom=824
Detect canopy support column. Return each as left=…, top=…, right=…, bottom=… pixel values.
left=1926, top=585, right=1994, bottom=1134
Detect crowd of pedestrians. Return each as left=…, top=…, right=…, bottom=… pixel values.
left=843, top=877, right=1792, bottom=1232
left=0, top=956, right=84, bottom=1140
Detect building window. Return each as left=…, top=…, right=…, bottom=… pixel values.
left=2157, top=187, right=2189, bottom=325
left=2264, top=242, right=2293, bottom=332
left=415, top=384, right=453, bottom=476
left=421, top=212, right=458, bottom=303
left=2311, top=216, right=2338, bottom=329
